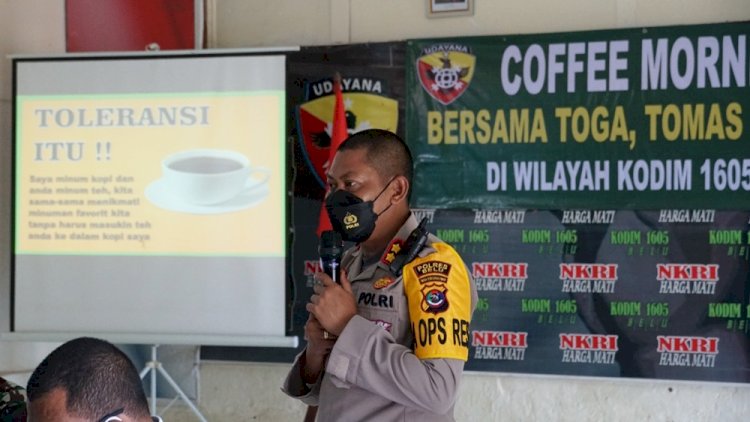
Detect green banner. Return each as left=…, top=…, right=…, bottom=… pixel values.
left=406, top=22, right=750, bottom=209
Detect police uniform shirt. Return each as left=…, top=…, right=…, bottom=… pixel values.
left=283, top=213, right=478, bottom=421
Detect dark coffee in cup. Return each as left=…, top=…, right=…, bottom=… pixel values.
left=168, top=156, right=245, bottom=174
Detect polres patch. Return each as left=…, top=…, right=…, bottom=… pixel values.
left=421, top=283, right=449, bottom=314
left=413, top=260, right=452, bottom=284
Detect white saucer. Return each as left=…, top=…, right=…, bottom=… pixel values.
left=145, top=178, right=270, bottom=214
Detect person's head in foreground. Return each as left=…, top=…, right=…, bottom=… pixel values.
left=26, top=337, right=156, bottom=422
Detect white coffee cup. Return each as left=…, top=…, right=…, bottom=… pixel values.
left=162, top=149, right=269, bottom=205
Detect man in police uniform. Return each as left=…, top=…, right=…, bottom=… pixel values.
left=283, top=129, right=477, bottom=421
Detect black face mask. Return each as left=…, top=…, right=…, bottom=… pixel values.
left=325, top=179, right=394, bottom=243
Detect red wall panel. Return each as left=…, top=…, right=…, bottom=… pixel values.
left=66, top=0, right=195, bottom=52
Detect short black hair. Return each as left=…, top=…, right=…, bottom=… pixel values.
left=338, top=129, right=414, bottom=189
left=27, top=337, right=151, bottom=420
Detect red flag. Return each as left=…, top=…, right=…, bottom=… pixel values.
left=316, top=73, right=348, bottom=236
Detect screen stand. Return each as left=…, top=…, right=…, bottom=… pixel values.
left=139, top=344, right=208, bottom=422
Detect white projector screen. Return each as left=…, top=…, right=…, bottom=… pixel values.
left=11, top=53, right=294, bottom=346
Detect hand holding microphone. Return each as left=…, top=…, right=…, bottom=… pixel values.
left=307, top=231, right=357, bottom=339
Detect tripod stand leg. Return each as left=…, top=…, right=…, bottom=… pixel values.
left=150, top=359, right=157, bottom=416
left=156, top=364, right=208, bottom=422
left=138, top=345, right=206, bottom=421
left=139, top=365, right=158, bottom=416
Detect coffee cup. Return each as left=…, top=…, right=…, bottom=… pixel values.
left=161, top=149, right=269, bottom=205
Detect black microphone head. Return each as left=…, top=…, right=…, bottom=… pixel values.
left=319, top=230, right=343, bottom=282
left=319, top=230, right=343, bottom=259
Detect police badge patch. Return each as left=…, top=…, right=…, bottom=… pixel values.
left=421, top=283, right=449, bottom=314
left=373, top=277, right=396, bottom=289
left=416, top=44, right=476, bottom=105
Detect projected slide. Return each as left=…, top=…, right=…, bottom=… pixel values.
left=17, top=93, right=284, bottom=256
left=13, top=54, right=289, bottom=340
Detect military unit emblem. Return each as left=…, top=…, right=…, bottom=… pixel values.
left=296, top=77, right=398, bottom=187
left=416, top=44, right=475, bottom=105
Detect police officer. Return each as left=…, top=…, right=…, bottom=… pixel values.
left=283, top=129, right=478, bottom=421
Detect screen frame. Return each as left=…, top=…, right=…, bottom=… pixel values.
left=10, top=49, right=298, bottom=347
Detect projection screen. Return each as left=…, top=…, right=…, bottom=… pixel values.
left=11, top=52, right=295, bottom=347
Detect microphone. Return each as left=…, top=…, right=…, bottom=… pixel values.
left=318, top=231, right=343, bottom=341
left=319, top=230, right=343, bottom=284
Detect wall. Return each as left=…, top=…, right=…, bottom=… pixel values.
left=0, top=0, right=66, bottom=383
left=211, top=0, right=750, bottom=47
left=160, top=362, right=750, bottom=421
left=2, top=0, right=750, bottom=420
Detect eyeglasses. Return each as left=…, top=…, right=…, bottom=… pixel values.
left=96, top=407, right=162, bottom=422
left=97, top=407, right=124, bottom=422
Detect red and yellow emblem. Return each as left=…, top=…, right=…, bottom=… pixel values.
left=296, top=78, right=398, bottom=186
left=416, top=44, right=476, bottom=105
